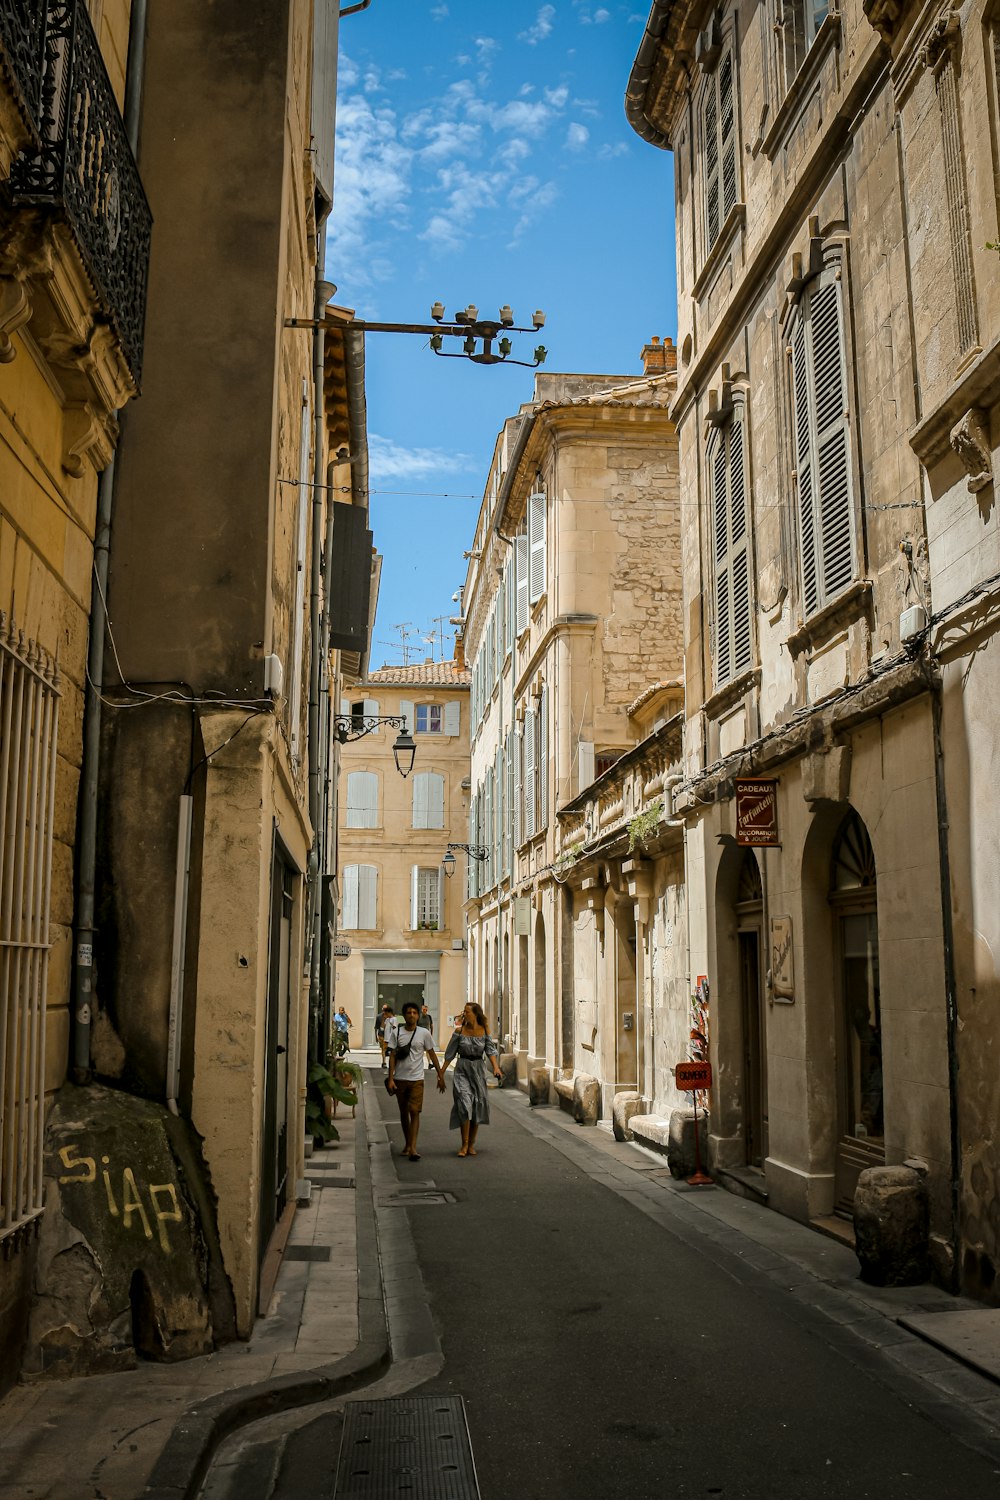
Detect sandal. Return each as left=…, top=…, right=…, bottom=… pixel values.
left=457, top=1147, right=468, bottom=1157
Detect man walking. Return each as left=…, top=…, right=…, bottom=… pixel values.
left=419, top=1002, right=434, bottom=1034
left=386, top=999, right=445, bottom=1160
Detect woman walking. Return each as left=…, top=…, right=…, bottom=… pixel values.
left=443, top=1002, right=503, bottom=1157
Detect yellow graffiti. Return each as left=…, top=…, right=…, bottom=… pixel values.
left=55, top=1142, right=185, bottom=1254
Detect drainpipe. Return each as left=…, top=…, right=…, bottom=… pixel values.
left=72, top=0, right=148, bottom=1084
left=930, top=674, right=962, bottom=1291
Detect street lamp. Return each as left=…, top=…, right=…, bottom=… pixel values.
left=442, top=842, right=489, bottom=876
left=334, top=713, right=416, bottom=778
left=429, top=302, right=547, bottom=368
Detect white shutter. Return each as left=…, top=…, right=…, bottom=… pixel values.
left=410, top=864, right=420, bottom=929
left=438, top=865, right=446, bottom=931
left=523, top=709, right=536, bottom=839
left=429, top=772, right=444, bottom=829
left=358, top=866, right=377, bottom=929
left=346, top=771, right=378, bottom=829
left=578, top=740, right=595, bottom=793
left=528, top=492, right=546, bottom=604
left=363, top=697, right=379, bottom=718
left=513, top=727, right=522, bottom=849
left=505, top=732, right=514, bottom=873
left=539, top=687, right=549, bottom=828
left=444, top=701, right=460, bottom=736
left=340, top=698, right=350, bottom=717
left=495, top=742, right=504, bottom=878
left=505, top=556, right=515, bottom=654
left=516, top=535, right=529, bottom=633
left=399, top=698, right=414, bottom=734
left=342, top=866, right=359, bottom=929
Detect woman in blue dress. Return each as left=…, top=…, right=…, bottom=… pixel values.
left=443, top=1002, right=503, bottom=1157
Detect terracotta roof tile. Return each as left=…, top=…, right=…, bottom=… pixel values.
left=366, top=660, right=471, bottom=687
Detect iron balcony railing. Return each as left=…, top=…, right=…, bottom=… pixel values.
left=10, top=0, right=151, bottom=383
left=0, top=0, right=47, bottom=142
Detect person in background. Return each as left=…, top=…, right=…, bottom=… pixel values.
left=442, top=1002, right=503, bottom=1158
left=386, top=999, right=446, bottom=1160
left=333, top=1005, right=352, bottom=1042
left=376, top=1003, right=395, bottom=1068
left=419, top=1002, right=434, bottom=1034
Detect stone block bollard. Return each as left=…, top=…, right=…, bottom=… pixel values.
left=667, top=1107, right=708, bottom=1178
left=498, top=1053, right=518, bottom=1089
left=853, top=1165, right=929, bottom=1286
left=612, top=1091, right=643, bottom=1142
left=572, top=1074, right=601, bottom=1126
left=528, top=1067, right=550, bottom=1106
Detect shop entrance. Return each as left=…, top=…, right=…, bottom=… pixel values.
left=830, top=811, right=884, bottom=1216
left=736, top=851, right=767, bottom=1168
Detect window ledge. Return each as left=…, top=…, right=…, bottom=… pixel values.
left=692, top=202, right=747, bottom=303
left=787, top=578, right=873, bottom=657
left=761, top=12, right=842, bottom=162
left=703, top=666, right=761, bottom=722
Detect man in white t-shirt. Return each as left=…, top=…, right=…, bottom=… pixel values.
left=387, top=999, right=446, bottom=1160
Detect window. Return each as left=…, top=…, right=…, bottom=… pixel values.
left=703, top=51, right=737, bottom=252
left=789, top=264, right=855, bottom=617
left=346, top=770, right=378, bottom=828
left=348, top=697, right=378, bottom=731
left=778, top=0, right=829, bottom=88
left=410, top=866, right=443, bottom=929
left=342, top=865, right=377, bottom=929
left=416, top=703, right=443, bottom=734
left=710, top=404, right=753, bottom=686
left=412, top=771, right=445, bottom=829
left=528, top=490, right=547, bottom=604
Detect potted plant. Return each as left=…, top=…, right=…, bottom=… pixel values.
left=305, top=1061, right=358, bottom=1144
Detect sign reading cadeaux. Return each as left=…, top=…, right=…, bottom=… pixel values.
left=735, top=778, right=779, bottom=845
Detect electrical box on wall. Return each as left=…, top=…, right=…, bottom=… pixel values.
left=899, top=604, right=927, bottom=642
left=264, top=654, right=283, bottom=700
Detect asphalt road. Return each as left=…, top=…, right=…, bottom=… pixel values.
left=267, top=1078, right=1000, bottom=1499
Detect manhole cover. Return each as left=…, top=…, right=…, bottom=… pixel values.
left=334, top=1395, right=479, bottom=1497
left=377, top=1189, right=457, bottom=1206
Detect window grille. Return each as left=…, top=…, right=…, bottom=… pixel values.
left=0, top=613, right=60, bottom=1244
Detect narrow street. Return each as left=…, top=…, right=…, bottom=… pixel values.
left=213, top=1075, right=1000, bottom=1500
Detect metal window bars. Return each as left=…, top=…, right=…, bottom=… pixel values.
left=0, top=612, right=60, bottom=1245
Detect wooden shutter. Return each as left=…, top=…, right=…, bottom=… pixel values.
left=363, top=697, right=379, bottom=718
left=523, top=709, right=536, bottom=839
left=538, top=688, right=549, bottom=828
left=346, top=771, right=378, bottom=828
left=578, top=740, right=595, bottom=793
left=505, top=556, right=514, bottom=654
left=444, top=701, right=460, bottom=736
left=410, top=864, right=420, bottom=929
left=811, top=279, right=854, bottom=602
left=513, top=726, right=522, bottom=848
left=729, top=414, right=752, bottom=676
left=429, top=772, right=444, bottom=829
left=791, top=312, right=818, bottom=615
left=704, top=78, right=720, bottom=248
left=719, top=52, right=736, bottom=221
left=711, top=410, right=752, bottom=686
left=516, top=534, right=529, bottom=632
left=342, top=865, right=359, bottom=929
left=358, top=866, right=377, bottom=929
left=399, top=698, right=414, bottom=735
left=528, top=492, right=546, bottom=604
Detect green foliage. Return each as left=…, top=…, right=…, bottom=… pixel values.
left=306, top=1061, right=357, bottom=1143
left=627, top=800, right=664, bottom=853
left=556, top=839, right=585, bottom=869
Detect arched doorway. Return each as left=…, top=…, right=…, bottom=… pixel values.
left=735, top=850, right=767, bottom=1168
left=533, top=910, right=547, bottom=1061
left=517, top=933, right=529, bottom=1058
left=830, top=809, right=883, bottom=1216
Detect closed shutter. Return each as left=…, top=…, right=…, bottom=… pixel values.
left=412, top=774, right=428, bottom=828
left=791, top=270, right=854, bottom=616
left=444, top=701, right=460, bottom=736
left=720, top=52, right=736, bottom=221
left=516, top=535, right=529, bottom=631
left=704, top=77, right=720, bottom=248
left=363, top=697, right=379, bottom=718
left=528, top=492, right=546, bottom=603
left=495, top=742, right=503, bottom=877
left=410, top=864, right=420, bottom=929
left=399, top=699, right=414, bottom=735
left=485, top=769, right=494, bottom=888
left=358, top=866, right=377, bottom=929
left=523, top=709, right=536, bottom=839
left=437, top=865, right=446, bottom=931
left=346, top=771, right=378, bottom=828
left=578, top=740, right=595, bottom=793
left=538, top=687, right=549, bottom=828
left=513, top=726, right=522, bottom=849
left=428, top=772, right=444, bottom=829
left=730, top=415, right=752, bottom=676
left=339, top=698, right=350, bottom=717
left=711, top=409, right=752, bottom=687
left=342, top=866, right=359, bottom=928
left=505, top=556, right=515, bottom=652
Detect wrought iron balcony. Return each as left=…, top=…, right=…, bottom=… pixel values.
left=0, top=0, right=46, bottom=142
left=9, top=0, right=151, bottom=383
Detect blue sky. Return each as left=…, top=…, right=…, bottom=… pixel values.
left=326, top=1, right=676, bottom=668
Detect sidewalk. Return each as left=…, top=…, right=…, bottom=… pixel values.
left=0, top=1091, right=386, bottom=1500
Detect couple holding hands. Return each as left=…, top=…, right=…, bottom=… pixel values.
left=386, top=1000, right=503, bottom=1160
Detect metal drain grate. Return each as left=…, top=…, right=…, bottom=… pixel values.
left=334, top=1396, right=479, bottom=1498
left=376, top=1189, right=456, bottom=1206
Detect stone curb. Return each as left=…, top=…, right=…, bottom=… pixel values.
left=142, top=1086, right=390, bottom=1500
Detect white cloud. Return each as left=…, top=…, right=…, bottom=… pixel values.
left=369, top=435, right=472, bottom=482
left=328, top=88, right=414, bottom=289
left=566, top=122, right=589, bottom=149
left=598, top=140, right=629, bottom=159
left=430, top=2, right=449, bottom=17
left=519, top=4, right=556, bottom=44
left=594, top=8, right=611, bottom=20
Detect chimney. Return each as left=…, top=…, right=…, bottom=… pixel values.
left=640, top=335, right=677, bottom=376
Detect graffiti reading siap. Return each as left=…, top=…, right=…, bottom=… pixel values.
left=58, top=1143, right=184, bottom=1253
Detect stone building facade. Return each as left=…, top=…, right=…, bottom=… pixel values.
left=626, top=0, right=999, bottom=1290
left=462, top=353, right=681, bottom=1109
left=336, top=659, right=471, bottom=1042
left=0, top=0, right=374, bottom=1384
